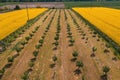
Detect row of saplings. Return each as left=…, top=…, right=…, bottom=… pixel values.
left=68, top=10, right=90, bottom=44
left=66, top=10, right=110, bottom=80
left=0, top=14, right=40, bottom=53
left=72, top=14, right=111, bottom=55
left=15, top=11, right=50, bottom=80
left=21, top=12, right=54, bottom=80
left=53, top=13, right=61, bottom=50
left=0, top=10, right=50, bottom=79
left=68, top=10, right=102, bottom=45
left=66, top=24, right=75, bottom=46
left=64, top=10, right=75, bottom=46
left=91, top=47, right=111, bottom=80
left=69, top=12, right=112, bottom=79
left=70, top=10, right=117, bottom=61
left=50, top=12, right=61, bottom=79
left=68, top=10, right=111, bottom=80
left=0, top=23, right=31, bottom=53
left=68, top=10, right=88, bottom=41
left=49, top=50, right=110, bottom=80
left=0, top=25, right=40, bottom=79
left=50, top=55, right=57, bottom=80
left=14, top=12, right=50, bottom=54
left=72, top=51, right=110, bottom=80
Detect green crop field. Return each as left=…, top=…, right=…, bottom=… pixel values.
left=0, top=2, right=22, bottom=6
left=64, top=1, right=120, bottom=8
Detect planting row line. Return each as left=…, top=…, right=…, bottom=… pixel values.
left=68, top=9, right=111, bottom=80
left=21, top=10, right=57, bottom=80
left=0, top=9, right=52, bottom=79
left=53, top=10, right=61, bottom=50
left=0, top=9, right=52, bottom=70
left=0, top=9, right=50, bottom=53
left=71, top=9, right=120, bottom=58
left=64, top=10, right=75, bottom=46
left=68, top=9, right=112, bottom=57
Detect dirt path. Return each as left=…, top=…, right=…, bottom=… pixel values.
left=0, top=10, right=51, bottom=70
left=57, top=9, right=75, bottom=80
left=1, top=9, right=55, bottom=80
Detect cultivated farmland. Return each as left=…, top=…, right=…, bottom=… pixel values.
left=0, top=8, right=47, bottom=40
left=73, top=7, right=120, bottom=45
left=0, top=3, right=120, bottom=80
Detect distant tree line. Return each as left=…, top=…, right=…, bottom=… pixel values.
left=0, top=0, right=119, bottom=2
left=2, top=0, right=68, bottom=1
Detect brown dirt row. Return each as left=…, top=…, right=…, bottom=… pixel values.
left=65, top=9, right=101, bottom=80
left=57, top=9, right=76, bottom=80
left=0, top=10, right=51, bottom=70
left=29, top=9, right=59, bottom=80
left=68, top=9, right=120, bottom=80
left=52, top=9, right=61, bottom=80
left=1, top=9, right=55, bottom=80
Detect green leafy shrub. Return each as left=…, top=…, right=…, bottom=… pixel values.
left=14, top=5, right=21, bottom=10
left=33, top=51, right=39, bottom=57
left=7, top=57, right=14, bottom=62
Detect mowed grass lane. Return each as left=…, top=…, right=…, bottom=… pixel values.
left=0, top=8, right=47, bottom=40
left=73, top=7, right=120, bottom=45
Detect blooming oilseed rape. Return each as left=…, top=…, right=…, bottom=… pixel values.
left=0, top=8, right=47, bottom=40
left=73, top=7, right=120, bottom=45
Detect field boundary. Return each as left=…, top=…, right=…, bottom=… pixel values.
left=71, top=9, right=120, bottom=58
left=64, top=1, right=120, bottom=9
left=0, top=9, right=49, bottom=52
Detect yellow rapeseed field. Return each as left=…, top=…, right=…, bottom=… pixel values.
left=0, top=8, right=47, bottom=40
left=73, top=7, right=120, bottom=45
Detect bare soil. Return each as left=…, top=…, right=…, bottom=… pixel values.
left=68, top=9, right=120, bottom=80
left=0, top=10, right=51, bottom=70
left=1, top=9, right=53, bottom=80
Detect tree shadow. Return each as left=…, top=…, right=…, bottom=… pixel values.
left=104, top=49, right=110, bottom=54
left=67, top=35, right=72, bottom=38
left=69, top=43, right=74, bottom=46
left=26, top=68, right=33, bottom=73
left=30, top=58, right=36, bottom=62
left=101, top=74, right=108, bottom=80
left=112, top=57, right=117, bottom=61
left=4, top=62, right=12, bottom=69
left=53, top=47, right=57, bottom=50
left=49, top=63, right=55, bottom=69
left=74, top=68, right=81, bottom=75
left=0, top=74, right=3, bottom=79
left=90, top=53, right=95, bottom=57
left=71, top=58, right=77, bottom=62
left=85, top=41, right=87, bottom=44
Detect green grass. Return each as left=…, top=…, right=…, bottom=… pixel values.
left=0, top=2, right=22, bottom=6
left=1, top=1, right=120, bottom=9
left=64, top=1, right=120, bottom=9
